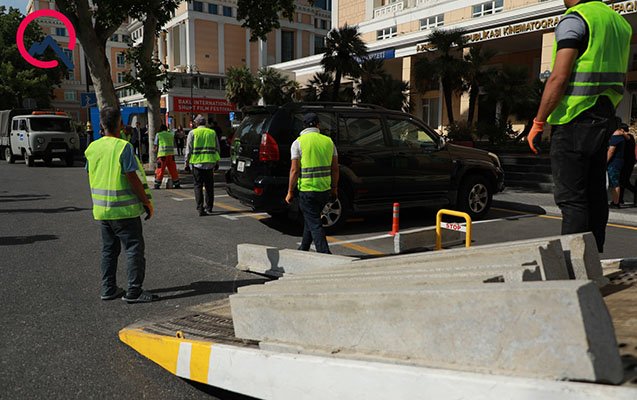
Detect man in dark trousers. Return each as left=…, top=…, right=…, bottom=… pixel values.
left=185, top=114, right=220, bottom=216
left=527, top=0, right=632, bottom=252
left=85, top=107, right=157, bottom=303
left=285, top=113, right=339, bottom=254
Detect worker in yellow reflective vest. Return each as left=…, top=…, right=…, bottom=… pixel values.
left=153, top=124, right=181, bottom=189
left=285, top=113, right=339, bottom=254
left=185, top=114, right=220, bottom=216
left=528, top=0, right=631, bottom=252
left=85, top=106, right=157, bottom=303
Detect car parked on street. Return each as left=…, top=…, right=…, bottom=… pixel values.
left=225, top=103, right=505, bottom=231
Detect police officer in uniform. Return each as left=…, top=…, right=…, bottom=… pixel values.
left=285, top=113, right=339, bottom=254
left=85, top=107, right=156, bottom=303
left=185, top=114, right=220, bottom=216
left=528, top=0, right=632, bottom=252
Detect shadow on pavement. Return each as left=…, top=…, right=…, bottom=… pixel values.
left=151, top=279, right=266, bottom=301
left=492, top=200, right=547, bottom=215
left=0, top=235, right=58, bottom=246
left=187, top=380, right=259, bottom=400
left=0, top=206, right=90, bottom=214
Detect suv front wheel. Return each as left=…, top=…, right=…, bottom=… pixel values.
left=458, top=174, right=492, bottom=220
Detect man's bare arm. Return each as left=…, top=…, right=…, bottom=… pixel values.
left=535, top=48, right=579, bottom=122
left=285, top=159, right=300, bottom=204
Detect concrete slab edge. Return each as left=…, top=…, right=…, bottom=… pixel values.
left=119, top=327, right=636, bottom=400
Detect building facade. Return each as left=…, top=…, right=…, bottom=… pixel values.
left=26, top=0, right=132, bottom=125
left=118, top=0, right=332, bottom=130
left=275, top=0, right=637, bottom=130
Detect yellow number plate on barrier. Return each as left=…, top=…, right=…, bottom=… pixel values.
left=435, top=209, right=472, bottom=250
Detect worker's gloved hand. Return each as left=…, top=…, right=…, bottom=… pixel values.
left=143, top=202, right=154, bottom=220
left=527, top=119, right=545, bottom=155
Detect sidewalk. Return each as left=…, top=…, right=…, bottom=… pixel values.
left=494, top=188, right=637, bottom=226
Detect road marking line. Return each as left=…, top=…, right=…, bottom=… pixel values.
left=172, top=197, right=195, bottom=201
left=326, top=236, right=384, bottom=255
left=493, top=207, right=637, bottom=231
left=214, top=202, right=267, bottom=220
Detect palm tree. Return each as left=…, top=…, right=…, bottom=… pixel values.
left=464, top=45, right=496, bottom=126
left=321, top=24, right=368, bottom=101
left=304, top=71, right=334, bottom=101
left=357, top=59, right=410, bottom=111
left=256, top=67, right=299, bottom=105
left=413, top=28, right=468, bottom=124
left=225, top=66, right=259, bottom=109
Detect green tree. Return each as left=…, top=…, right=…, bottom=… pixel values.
left=321, top=24, right=368, bottom=101
left=357, top=59, right=409, bottom=111
left=225, top=66, right=259, bottom=108
left=0, top=6, right=65, bottom=109
left=414, top=28, right=467, bottom=124
left=463, top=45, right=496, bottom=126
left=56, top=0, right=183, bottom=166
left=304, top=72, right=334, bottom=101
left=256, top=67, right=299, bottom=105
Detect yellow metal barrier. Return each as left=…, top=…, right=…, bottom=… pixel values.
left=435, top=209, right=472, bottom=250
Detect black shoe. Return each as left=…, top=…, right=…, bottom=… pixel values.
left=206, top=208, right=213, bottom=214
left=101, top=287, right=125, bottom=301
left=122, top=290, right=158, bottom=303
left=173, top=184, right=181, bottom=189
left=199, top=210, right=208, bottom=216
left=609, top=202, right=621, bottom=209
left=153, top=183, right=161, bottom=190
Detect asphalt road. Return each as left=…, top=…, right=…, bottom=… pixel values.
left=2, top=158, right=637, bottom=398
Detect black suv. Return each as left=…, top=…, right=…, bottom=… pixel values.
left=225, top=103, right=504, bottom=230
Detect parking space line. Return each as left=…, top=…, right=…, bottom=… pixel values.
left=326, top=237, right=384, bottom=255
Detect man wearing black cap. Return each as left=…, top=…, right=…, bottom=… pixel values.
left=285, top=113, right=339, bottom=254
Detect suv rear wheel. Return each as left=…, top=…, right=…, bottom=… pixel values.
left=458, top=174, right=492, bottom=220
left=322, top=191, right=350, bottom=233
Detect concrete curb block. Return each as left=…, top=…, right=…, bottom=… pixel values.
left=235, top=244, right=356, bottom=277
left=230, top=280, right=623, bottom=383
left=393, top=227, right=463, bottom=253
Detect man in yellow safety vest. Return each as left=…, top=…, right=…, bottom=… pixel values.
left=85, top=106, right=157, bottom=303
left=153, top=124, right=181, bottom=189
left=285, top=113, right=339, bottom=254
left=185, top=114, right=220, bottom=216
left=528, top=0, right=632, bottom=252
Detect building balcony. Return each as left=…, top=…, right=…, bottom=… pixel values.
left=373, top=1, right=404, bottom=19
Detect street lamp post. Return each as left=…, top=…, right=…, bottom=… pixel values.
left=186, top=65, right=199, bottom=123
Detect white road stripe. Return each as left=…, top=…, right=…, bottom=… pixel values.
left=221, top=212, right=268, bottom=221
left=176, top=342, right=192, bottom=379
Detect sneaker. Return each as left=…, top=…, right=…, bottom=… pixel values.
left=101, top=287, right=125, bottom=301
left=122, top=290, right=158, bottom=303
left=173, top=183, right=181, bottom=189
left=609, top=202, right=621, bottom=209
left=153, top=183, right=161, bottom=190
left=198, top=210, right=208, bottom=216
left=206, top=208, right=213, bottom=214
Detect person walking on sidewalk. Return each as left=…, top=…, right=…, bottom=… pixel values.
left=285, top=113, right=339, bottom=254
left=153, top=124, right=181, bottom=189
left=185, top=114, right=220, bottom=216
left=85, top=106, right=157, bottom=303
left=527, top=0, right=632, bottom=252
left=608, top=126, right=626, bottom=208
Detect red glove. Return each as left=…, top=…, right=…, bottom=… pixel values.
left=527, top=119, right=545, bottom=155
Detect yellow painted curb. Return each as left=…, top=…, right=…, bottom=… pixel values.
left=119, top=328, right=213, bottom=384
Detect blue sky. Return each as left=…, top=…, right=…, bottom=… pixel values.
left=3, top=0, right=28, bottom=13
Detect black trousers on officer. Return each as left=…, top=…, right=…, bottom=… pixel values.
left=550, top=96, right=616, bottom=253
left=192, top=167, right=215, bottom=212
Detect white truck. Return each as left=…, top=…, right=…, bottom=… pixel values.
left=0, top=110, right=79, bottom=167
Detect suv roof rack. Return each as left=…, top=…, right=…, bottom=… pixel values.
left=283, top=102, right=386, bottom=110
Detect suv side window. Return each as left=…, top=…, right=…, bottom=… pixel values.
left=12, top=120, right=18, bottom=130
left=387, top=117, right=437, bottom=150
left=338, top=117, right=385, bottom=147
left=292, top=112, right=337, bottom=140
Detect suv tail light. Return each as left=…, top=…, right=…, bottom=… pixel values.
left=259, top=132, right=279, bottom=161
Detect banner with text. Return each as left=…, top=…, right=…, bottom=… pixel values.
left=173, top=96, right=236, bottom=114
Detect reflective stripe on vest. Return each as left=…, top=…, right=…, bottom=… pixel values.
left=297, top=131, right=334, bottom=192
left=190, top=127, right=220, bottom=164
left=547, top=2, right=632, bottom=125
left=85, top=137, right=153, bottom=221
left=157, top=131, right=175, bottom=157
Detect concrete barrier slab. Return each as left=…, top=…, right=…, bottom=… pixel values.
left=235, top=244, right=356, bottom=277
left=230, top=281, right=622, bottom=383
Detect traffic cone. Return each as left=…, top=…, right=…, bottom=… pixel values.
left=389, top=202, right=400, bottom=236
